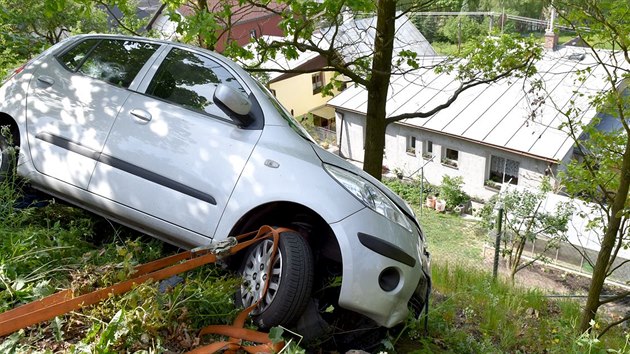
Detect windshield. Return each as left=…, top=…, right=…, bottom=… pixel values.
left=255, top=80, right=315, bottom=142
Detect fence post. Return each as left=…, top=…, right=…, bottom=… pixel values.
left=493, top=203, right=504, bottom=280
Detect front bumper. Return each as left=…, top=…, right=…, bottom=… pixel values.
left=329, top=208, right=431, bottom=327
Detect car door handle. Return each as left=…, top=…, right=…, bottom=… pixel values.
left=37, top=76, right=55, bottom=86
left=129, top=109, right=152, bottom=123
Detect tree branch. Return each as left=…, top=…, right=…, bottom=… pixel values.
left=95, top=0, right=141, bottom=36
left=598, top=290, right=630, bottom=306
left=256, top=39, right=369, bottom=86
left=385, top=61, right=531, bottom=124
left=597, top=313, right=630, bottom=339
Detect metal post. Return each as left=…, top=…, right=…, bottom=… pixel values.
left=408, top=155, right=434, bottom=218
left=493, top=203, right=504, bottom=280
left=420, top=169, right=424, bottom=217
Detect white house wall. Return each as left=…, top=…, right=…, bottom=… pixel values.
left=337, top=110, right=556, bottom=200
left=337, top=111, right=365, bottom=161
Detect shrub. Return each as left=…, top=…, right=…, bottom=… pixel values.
left=439, top=175, right=470, bottom=210
left=439, top=16, right=488, bottom=44
left=383, top=178, right=438, bottom=206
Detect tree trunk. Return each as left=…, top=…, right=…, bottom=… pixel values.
left=579, top=139, right=630, bottom=333
left=362, top=0, right=396, bottom=180
left=510, top=238, right=526, bottom=284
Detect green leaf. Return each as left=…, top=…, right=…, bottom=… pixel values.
left=52, top=316, right=65, bottom=341
left=268, top=326, right=284, bottom=344
left=96, top=309, right=125, bottom=352
left=0, top=330, right=23, bottom=354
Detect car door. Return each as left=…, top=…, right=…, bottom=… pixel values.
left=88, top=46, right=263, bottom=237
left=25, top=38, right=160, bottom=188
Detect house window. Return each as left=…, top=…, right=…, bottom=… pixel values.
left=407, top=136, right=417, bottom=155
left=249, top=29, right=257, bottom=39
left=442, top=148, right=459, bottom=168
left=312, top=72, right=324, bottom=94
left=489, top=156, right=519, bottom=185
left=423, top=140, right=433, bottom=159
left=269, top=88, right=277, bottom=97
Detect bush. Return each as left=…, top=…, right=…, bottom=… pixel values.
left=439, top=175, right=470, bottom=209
left=383, top=178, right=438, bottom=206
left=439, top=16, right=488, bottom=44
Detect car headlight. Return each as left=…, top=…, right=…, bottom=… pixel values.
left=324, top=164, right=412, bottom=232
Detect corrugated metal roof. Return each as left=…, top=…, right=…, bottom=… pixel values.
left=243, top=14, right=436, bottom=80
left=315, top=14, right=437, bottom=63
left=328, top=46, right=625, bottom=162
left=242, top=35, right=321, bottom=81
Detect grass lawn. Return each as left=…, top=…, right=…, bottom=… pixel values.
left=416, top=206, right=486, bottom=268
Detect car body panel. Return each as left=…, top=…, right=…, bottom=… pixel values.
left=89, top=90, right=262, bottom=236
left=214, top=124, right=365, bottom=239
left=24, top=39, right=164, bottom=189
left=330, top=207, right=429, bottom=327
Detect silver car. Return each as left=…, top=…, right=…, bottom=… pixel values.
left=0, top=34, right=430, bottom=333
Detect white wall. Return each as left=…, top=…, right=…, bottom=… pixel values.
left=336, top=110, right=556, bottom=201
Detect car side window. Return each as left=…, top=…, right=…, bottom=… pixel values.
left=58, top=39, right=100, bottom=71
left=64, top=39, right=158, bottom=88
left=146, top=48, right=245, bottom=118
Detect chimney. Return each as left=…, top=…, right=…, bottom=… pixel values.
left=544, top=7, right=558, bottom=50
left=341, top=6, right=353, bottom=25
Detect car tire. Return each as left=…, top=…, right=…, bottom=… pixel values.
left=0, top=133, right=14, bottom=182
left=236, top=230, right=314, bottom=328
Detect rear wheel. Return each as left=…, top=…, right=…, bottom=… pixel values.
left=0, top=133, right=14, bottom=182
left=236, top=230, right=314, bottom=328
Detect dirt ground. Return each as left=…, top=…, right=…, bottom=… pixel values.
left=482, top=252, right=630, bottom=321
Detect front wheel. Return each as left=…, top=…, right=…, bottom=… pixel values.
left=236, top=230, right=314, bottom=328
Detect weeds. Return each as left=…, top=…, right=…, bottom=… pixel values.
left=392, top=262, right=629, bottom=353
left=2, top=157, right=630, bottom=352
left=0, top=171, right=240, bottom=352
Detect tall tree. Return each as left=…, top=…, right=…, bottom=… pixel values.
left=167, top=0, right=542, bottom=179
left=553, top=0, right=630, bottom=335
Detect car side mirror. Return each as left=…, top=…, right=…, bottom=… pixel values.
left=214, top=84, right=253, bottom=127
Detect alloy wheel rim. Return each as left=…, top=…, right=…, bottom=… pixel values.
left=240, top=239, right=283, bottom=314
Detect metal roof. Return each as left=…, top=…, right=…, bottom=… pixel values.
left=244, top=35, right=322, bottom=81
left=328, top=46, right=625, bottom=162
left=315, top=13, right=437, bottom=63
left=242, top=14, right=436, bottom=80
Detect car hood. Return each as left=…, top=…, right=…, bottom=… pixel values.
left=310, top=144, right=418, bottom=226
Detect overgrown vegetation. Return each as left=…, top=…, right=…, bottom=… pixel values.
left=396, top=261, right=629, bottom=353
left=1, top=174, right=629, bottom=352
left=0, top=176, right=240, bottom=352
